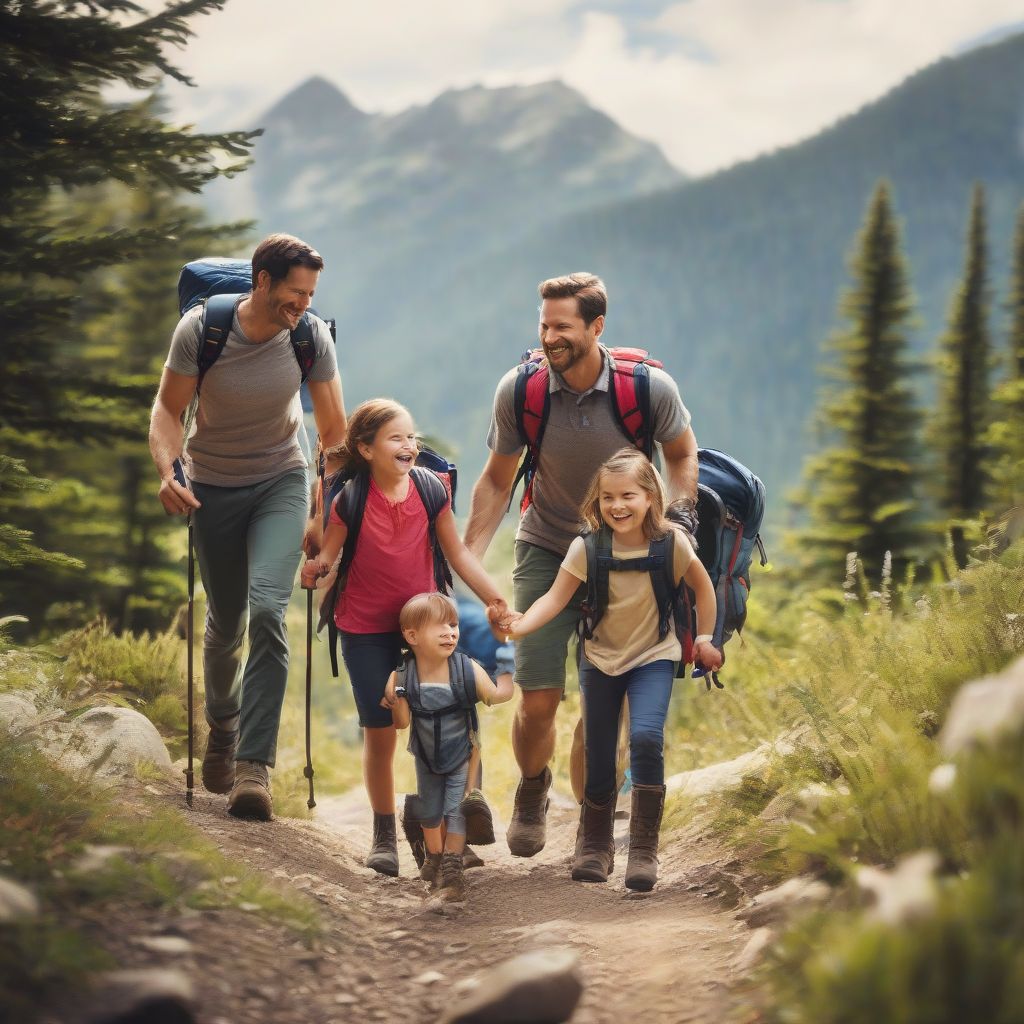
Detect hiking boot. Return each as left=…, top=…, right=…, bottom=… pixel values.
left=420, top=851, right=443, bottom=887
left=201, top=713, right=239, bottom=795
left=401, top=794, right=426, bottom=869
left=506, top=766, right=552, bottom=858
left=571, top=793, right=616, bottom=883
left=366, top=812, right=399, bottom=877
left=460, top=788, right=495, bottom=846
left=624, top=784, right=666, bottom=892
left=462, top=846, right=484, bottom=870
left=227, top=760, right=273, bottom=821
left=440, top=851, right=466, bottom=902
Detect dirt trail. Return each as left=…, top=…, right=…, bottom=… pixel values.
left=68, top=776, right=751, bottom=1024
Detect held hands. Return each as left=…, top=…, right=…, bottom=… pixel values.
left=486, top=600, right=522, bottom=639
left=380, top=677, right=398, bottom=710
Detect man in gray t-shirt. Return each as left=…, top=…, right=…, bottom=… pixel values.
left=149, top=234, right=347, bottom=822
left=463, top=272, right=698, bottom=858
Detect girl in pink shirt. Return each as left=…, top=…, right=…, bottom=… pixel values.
left=301, top=398, right=508, bottom=876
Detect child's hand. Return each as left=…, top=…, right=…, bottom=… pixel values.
left=502, top=612, right=525, bottom=639
left=300, top=557, right=326, bottom=589
left=693, top=638, right=723, bottom=672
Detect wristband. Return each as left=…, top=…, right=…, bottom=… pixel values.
left=694, top=634, right=714, bottom=645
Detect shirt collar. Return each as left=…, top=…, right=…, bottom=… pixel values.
left=548, top=345, right=611, bottom=396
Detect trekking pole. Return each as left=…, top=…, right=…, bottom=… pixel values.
left=304, top=585, right=316, bottom=809
left=185, top=514, right=195, bottom=808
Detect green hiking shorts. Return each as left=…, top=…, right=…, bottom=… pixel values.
left=512, top=540, right=586, bottom=691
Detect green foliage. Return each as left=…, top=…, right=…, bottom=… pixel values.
left=0, top=736, right=319, bottom=1021
left=930, top=184, right=994, bottom=521
left=789, top=181, right=925, bottom=589
left=0, top=2, right=256, bottom=632
left=986, top=202, right=1024, bottom=511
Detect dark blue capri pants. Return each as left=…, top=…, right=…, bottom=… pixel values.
left=339, top=631, right=403, bottom=729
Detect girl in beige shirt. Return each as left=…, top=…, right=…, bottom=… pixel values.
left=507, top=448, right=721, bottom=891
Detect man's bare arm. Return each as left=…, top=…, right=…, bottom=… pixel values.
left=149, top=368, right=200, bottom=516
left=308, top=372, right=347, bottom=464
left=462, top=450, right=521, bottom=559
left=660, top=426, right=699, bottom=506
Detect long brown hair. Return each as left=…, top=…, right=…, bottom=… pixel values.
left=580, top=447, right=669, bottom=540
left=322, top=398, right=411, bottom=476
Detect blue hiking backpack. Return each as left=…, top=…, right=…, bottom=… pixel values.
left=176, top=258, right=337, bottom=389
left=690, top=448, right=768, bottom=688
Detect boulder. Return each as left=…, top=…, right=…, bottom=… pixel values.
left=939, top=655, right=1024, bottom=756
left=736, top=875, right=831, bottom=928
left=442, top=948, right=583, bottom=1024
left=0, top=875, right=39, bottom=922
left=0, top=691, right=38, bottom=733
left=87, top=968, right=195, bottom=1024
left=667, top=729, right=802, bottom=798
left=70, top=706, right=172, bottom=776
left=856, top=850, right=940, bottom=926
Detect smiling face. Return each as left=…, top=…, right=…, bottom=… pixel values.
left=404, top=614, right=461, bottom=661
left=598, top=469, right=653, bottom=542
left=538, top=296, right=603, bottom=375
left=358, top=411, right=418, bottom=477
left=256, top=265, right=319, bottom=331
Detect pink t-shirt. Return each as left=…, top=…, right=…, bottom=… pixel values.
left=331, top=476, right=451, bottom=634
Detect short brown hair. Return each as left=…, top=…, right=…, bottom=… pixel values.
left=322, top=398, right=410, bottom=477
left=539, top=273, right=607, bottom=326
left=251, top=233, right=324, bottom=288
left=399, top=592, right=459, bottom=635
left=580, top=447, right=669, bottom=541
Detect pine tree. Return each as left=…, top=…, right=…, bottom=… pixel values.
left=985, top=201, right=1024, bottom=511
left=0, top=2, right=257, bottom=630
left=792, top=181, right=924, bottom=590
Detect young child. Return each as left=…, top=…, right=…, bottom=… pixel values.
left=383, top=592, right=514, bottom=901
left=300, top=399, right=508, bottom=877
left=505, top=447, right=723, bottom=892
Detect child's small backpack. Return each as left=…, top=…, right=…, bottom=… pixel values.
left=689, top=448, right=768, bottom=688
left=397, top=651, right=479, bottom=774
left=316, top=447, right=458, bottom=677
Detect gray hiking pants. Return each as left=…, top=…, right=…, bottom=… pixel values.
left=191, top=468, right=308, bottom=767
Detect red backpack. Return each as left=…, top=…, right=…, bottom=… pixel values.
left=510, top=346, right=664, bottom=511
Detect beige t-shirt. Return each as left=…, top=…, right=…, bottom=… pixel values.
left=562, top=530, right=695, bottom=675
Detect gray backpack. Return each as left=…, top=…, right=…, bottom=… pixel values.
left=399, top=652, right=479, bottom=775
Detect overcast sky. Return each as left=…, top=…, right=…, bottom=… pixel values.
left=152, top=0, right=1023, bottom=176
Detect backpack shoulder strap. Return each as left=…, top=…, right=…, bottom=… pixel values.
left=196, top=294, right=241, bottom=391
left=335, top=472, right=371, bottom=581
left=580, top=526, right=613, bottom=639
left=647, top=534, right=675, bottom=642
left=509, top=356, right=551, bottom=512
left=606, top=350, right=654, bottom=459
left=449, top=652, right=481, bottom=739
left=409, top=466, right=449, bottom=521
left=289, top=312, right=319, bottom=384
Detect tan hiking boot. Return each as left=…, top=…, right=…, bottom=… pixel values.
left=571, top=793, right=616, bottom=883
left=439, top=851, right=466, bottom=902
left=227, top=760, right=273, bottom=821
left=506, top=766, right=552, bottom=857
left=624, top=784, right=666, bottom=892
left=201, top=713, right=239, bottom=795
left=459, top=788, right=496, bottom=845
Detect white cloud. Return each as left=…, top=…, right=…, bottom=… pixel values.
left=135, top=0, right=1023, bottom=175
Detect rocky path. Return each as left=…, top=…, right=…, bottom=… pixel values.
left=47, top=774, right=751, bottom=1024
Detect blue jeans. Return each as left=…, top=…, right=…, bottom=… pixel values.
left=413, top=757, right=470, bottom=834
left=579, top=657, right=674, bottom=800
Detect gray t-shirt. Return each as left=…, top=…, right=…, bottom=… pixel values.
left=486, top=348, right=690, bottom=556
left=165, top=305, right=337, bottom=486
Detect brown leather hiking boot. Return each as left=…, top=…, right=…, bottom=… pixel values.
left=459, top=788, right=495, bottom=845
left=227, top=760, right=272, bottom=821
left=420, top=851, right=443, bottom=887
left=624, top=783, right=666, bottom=892
left=462, top=845, right=484, bottom=869
left=506, top=766, right=552, bottom=857
left=571, top=793, right=616, bottom=883
left=201, top=713, right=239, bottom=794
left=439, top=851, right=466, bottom=902
left=366, top=812, right=399, bottom=877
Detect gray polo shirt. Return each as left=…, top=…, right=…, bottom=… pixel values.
left=166, top=305, right=337, bottom=487
left=486, top=348, right=690, bottom=556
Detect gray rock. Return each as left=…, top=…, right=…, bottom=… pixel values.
left=733, top=927, right=774, bottom=972
left=939, top=655, right=1024, bottom=755
left=136, top=935, right=195, bottom=956
left=667, top=729, right=802, bottom=797
left=442, top=947, right=583, bottom=1024
left=72, top=706, right=172, bottom=777
left=71, top=844, right=132, bottom=875
left=87, top=967, right=195, bottom=1024
left=0, top=874, right=39, bottom=922
left=856, top=850, right=939, bottom=925
left=736, top=875, right=831, bottom=928
left=0, top=691, right=39, bottom=733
